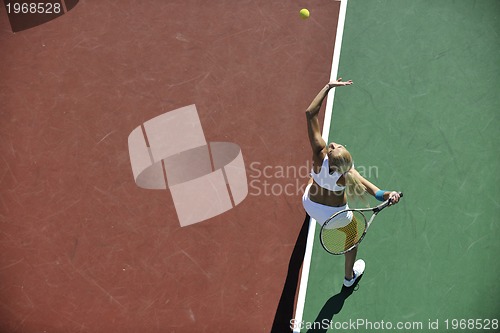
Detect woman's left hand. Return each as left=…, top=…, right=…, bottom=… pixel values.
left=388, top=191, right=401, bottom=204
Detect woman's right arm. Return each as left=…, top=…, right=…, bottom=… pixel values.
left=305, top=83, right=330, bottom=155
left=305, top=78, right=353, bottom=155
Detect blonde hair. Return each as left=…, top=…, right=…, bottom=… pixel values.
left=330, top=149, right=367, bottom=202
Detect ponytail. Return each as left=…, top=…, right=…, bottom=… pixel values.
left=343, top=171, right=367, bottom=202
left=330, top=148, right=368, bottom=204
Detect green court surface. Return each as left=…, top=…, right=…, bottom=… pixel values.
left=297, top=0, right=499, bottom=332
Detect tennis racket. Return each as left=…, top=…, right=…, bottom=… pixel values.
left=320, top=192, right=403, bottom=255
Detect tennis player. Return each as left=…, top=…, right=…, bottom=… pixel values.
left=302, top=78, right=401, bottom=287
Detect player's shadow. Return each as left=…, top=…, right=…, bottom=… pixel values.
left=270, top=214, right=310, bottom=333
left=270, top=214, right=362, bottom=333
left=306, top=276, right=363, bottom=333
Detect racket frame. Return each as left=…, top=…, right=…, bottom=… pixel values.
left=319, top=192, right=403, bottom=255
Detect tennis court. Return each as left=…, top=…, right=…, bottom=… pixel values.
left=0, top=0, right=339, bottom=332
left=294, top=0, right=499, bottom=332
left=1, top=0, right=498, bottom=332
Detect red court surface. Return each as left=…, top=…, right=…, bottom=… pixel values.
left=0, top=1, right=340, bottom=332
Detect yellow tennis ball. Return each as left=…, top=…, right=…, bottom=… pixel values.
left=299, top=8, right=310, bottom=19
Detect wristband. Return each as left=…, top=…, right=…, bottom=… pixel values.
left=375, top=190, right=386, bottom=201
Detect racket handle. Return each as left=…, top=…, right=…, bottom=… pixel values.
left=388, top=192, right=403, bottom=204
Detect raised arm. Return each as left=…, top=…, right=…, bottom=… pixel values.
left=305, top=78, right=353, bottom=155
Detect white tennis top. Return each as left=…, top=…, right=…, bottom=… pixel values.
left=311, top=155, right=348, bottom=192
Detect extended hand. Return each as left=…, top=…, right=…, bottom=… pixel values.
left=388, top=191, right=401, bottom=204
left=328, top=78, right=353, bottom=89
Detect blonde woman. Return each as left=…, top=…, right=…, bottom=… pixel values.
left=302, top=78, right=401, bottom=287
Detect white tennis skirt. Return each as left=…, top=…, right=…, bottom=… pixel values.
left=302, top=183, right=353, bottom=228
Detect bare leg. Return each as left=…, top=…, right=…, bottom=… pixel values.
left=344, top=246, right=358, bottom=280
left=337, top=219, right=359, bottom=280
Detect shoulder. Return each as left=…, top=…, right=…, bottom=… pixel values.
left=348, top=166, right=361, bottom=177
left=312, top=148, right=327, bottom=172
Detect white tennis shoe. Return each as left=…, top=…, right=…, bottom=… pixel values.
left=343, top=259, right=365, bottom=287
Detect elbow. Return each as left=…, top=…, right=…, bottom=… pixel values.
left=305, top=109, right=316, bottom=119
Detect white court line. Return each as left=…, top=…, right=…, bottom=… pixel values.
left=292, top=0, right=349, bottom=331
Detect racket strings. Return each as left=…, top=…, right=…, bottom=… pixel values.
left=321, top=212, right=366, bottom=254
